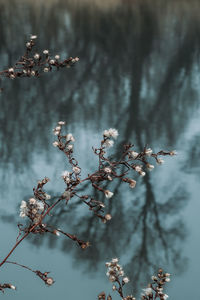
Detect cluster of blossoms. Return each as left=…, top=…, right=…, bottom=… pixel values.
left=0, top=121, right=176, bottom=293
left=104, top=258, right=135, bottom=300
left=141, top=269, right=170, bottom=300
left=20, top=198, right=44, bottom=223
left=0, top=35, right=79, bottom=83
left=99, top=259, right=171, bottom=300
left=103, top=128, right=119, bottom=148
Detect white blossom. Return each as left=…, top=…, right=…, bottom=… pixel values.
left=53, top=141, right=59, bottom=147
left=147, top=164, right=154, bottom=171
left=105, top=214, right=112, bottom=221
left=131, top=151, right=138, bottom=159
left=104, top=167, right=112, bottom=173
left=103, top=128, right=118, bottom=139
left=111, top=258, right=118, bottom=263
left=43, top=49, right=49, bottom=54
left=29, top=198, right=37, bottom=205
left=30, top=35, right=37, bottom=39
left=55, top=55, right=60, bottom=60
left=140, top=171, right=146, bottom=177
left=37, top=201, right=44, bottom=211
left=49, top=59, right=55, bottom=64
left=55, top=230, right=60, bottom=236
left=129, top=179, right=136, bottom=188
left=34, top=53, right=40, bottom=59
left=123, top=277, right=130, bottom=284
left=58, top=121, right=65, bottom=125
left=62, top=191, right=71, bottom=199
left=143, top=287, right=153, bottom=296
left=103, top=139, right=114, bottom=148
left=157, top=158, right=164, bottom=165
left=8, top=68, right=14, bottom=73
left=67, top=144, right=73, bottom=150
left=73, top=166, right=81, bottom=174
left=62, top=170, right=70, bottom=178
left=44, top=67, right=49, bottom=72
left=165, top=278, right=170, bottom=282
left=145, top=148, right=153, bottom=156
left=45, top=193, right=51, bottom=200
left=66, top=133, right=75, bottom=142
left=104, top=190, right=114, bottom=199
left=135, top=166, right=142, bottom=172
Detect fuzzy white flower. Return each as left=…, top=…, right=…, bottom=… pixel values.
left=123, top=277, right=130, bottom=284
left=143, top=287, right=153, bottom=296
left=62, top=170, right=70, bottom=179
left=165, top=278, right=170, bottom=282
left=29, top=198, right=37, bottom=205
left=62, top=191, right=71, bottom=199
left=53, top=141, right=59, bottom=147
left=108, top=128, right=119, bottom=139
left=45, top=193, right=51, bottom=200
left=157, top=158, right=164, bottom=165
left=129, top=179, right=136, bottom=188
left=145, top=148, right=153, bottom=156
left=20, top=200, right=27, bottom=209
left=66, top=133, right=75, bottom=142
left=26, top=42, right=31, bottom=48
left=34, top=53, right=40, bottom=59
left=44, top=67, right=49, bottom=72
left=49, top=59, right=55, bottom=64
left=105, top=214, right=112, bottom=221
left=19, top=211, right=26, bottom=218
left=163, top=294, right=169, bottom=299
left=8, top=68, right=14, bottom=73
left=55, top=230, right=60, bottom=236
left=73, top=166, right=81, bottom=174
left=31, top=35, right=37, bottom=39
left=131, top=151, right=138, bottom=159
left=147, top=164, right=154, bottom=171
left=103, top=128, right=118, bottom=139
left=140, top=171, right=146, bottom=177
left=135, top=166, right=142, bottom=172
left=103, top=139, right=114, bottom=148
left=37, top=201, right=44, bottom=211
left=43, top=49, right=49, bottom=54
left=111, top=258, right=118, bottom=263
left=55, top=55, right=60, bottom=60
left=104, top=167, right=112, bottom=173
left=104, top=190, right=114, bottom=198
left=67, top=144, right=73, bottom=151
left=58, top=121, right=65, bottom=125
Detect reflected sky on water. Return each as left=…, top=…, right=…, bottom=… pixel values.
left=0, top=0, right=200, bottom=299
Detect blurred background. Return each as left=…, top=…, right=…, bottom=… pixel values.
left=0, top=0, right=200, bottom=299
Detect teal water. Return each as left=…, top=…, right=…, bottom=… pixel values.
left=0, top=0, right=200, bottom=299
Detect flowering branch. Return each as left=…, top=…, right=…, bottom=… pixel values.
left=0, top=35, right=79, bottom=89
left=98, top=258, right=170, bottom=300
left=0, top=122, right=176, bottom=291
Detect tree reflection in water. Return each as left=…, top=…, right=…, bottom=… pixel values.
left=0, top=0, right=199, bottom=297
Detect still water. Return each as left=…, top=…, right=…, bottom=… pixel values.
left=0, top=0, right=200, bottom=299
